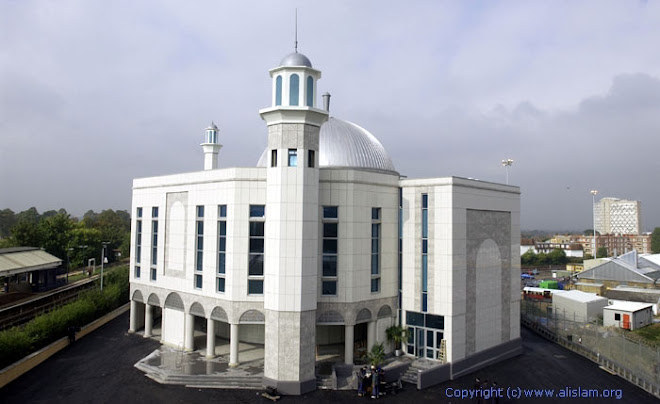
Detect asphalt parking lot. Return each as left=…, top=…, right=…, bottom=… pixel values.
left=2, top=311, right=657, bottom=403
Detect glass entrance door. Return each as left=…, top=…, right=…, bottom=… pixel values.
left=407, top=327, right=444, bottom=359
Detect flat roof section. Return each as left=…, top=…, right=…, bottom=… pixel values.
left=604, top=302, right=654, bottom=312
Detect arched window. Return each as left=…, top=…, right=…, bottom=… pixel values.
left=306, top=76, right=314, bottom=107
left=289, top=74, right=299, bottom=106
left=275, top=76, right=282, bottom=106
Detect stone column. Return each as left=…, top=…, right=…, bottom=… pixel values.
left=367, top=321, right=376, bottom=350
left=184, top=313, right=194, bottom=352
left=344, top=324, right=354, bottom=364
left=144, top=304, right=153, bottom=338
left=229, top=323, right=239, bottom=367
left=129, top=300, right=137, bottom=333
left=206, top=317, right=216, bottom=358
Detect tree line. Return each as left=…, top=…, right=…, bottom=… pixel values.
left=0, top=207, right=130, bottom=268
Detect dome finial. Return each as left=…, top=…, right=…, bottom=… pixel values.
left=294, top=8, right=298, bottom=53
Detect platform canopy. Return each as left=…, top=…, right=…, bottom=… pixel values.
left=0, top=247, right=62, bottom=277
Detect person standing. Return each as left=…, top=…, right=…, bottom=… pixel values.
left=371, top=365, right=380, bottom=398
left=357, top=366, right=367, bottom=397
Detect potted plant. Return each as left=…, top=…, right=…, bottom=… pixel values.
left=366, top=342, right=386, bottom=366
left=386, top=325, right=407, bottom=356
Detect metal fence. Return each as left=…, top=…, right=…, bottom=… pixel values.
left=521, top=299, right=660, bottom=398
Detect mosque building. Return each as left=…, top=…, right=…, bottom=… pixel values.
left=128, top=47, right=521, bottom=395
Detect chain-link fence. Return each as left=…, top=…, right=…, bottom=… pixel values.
left=522, top=299, right=660, bottom=397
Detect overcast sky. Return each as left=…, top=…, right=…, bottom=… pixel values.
left=2, top=1, right=660, bottom=232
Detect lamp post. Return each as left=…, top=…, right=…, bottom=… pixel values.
left=502, top=159, right=514, bottom=185
left=67, top=247, right=74, bottom=284
left=591, top=190, right=598, bottom=258
left=100, top=242, right=109, bottom=290
left=78, top=245, right=88, bottom=277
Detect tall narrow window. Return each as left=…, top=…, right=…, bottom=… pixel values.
left=217, top=205, right=227, bottom=293
left=289, top=74, right=299, bottom=106
left=371, top=207, right=381, bottom=293
left=275, top=75, right=282, bottom=106
left=308, top=150, right=315, bottom=168
left=135, top=207, right=142, bottom=279
left=248, top=205, right=265, bottom=294
left=271, top=149, right=277, bottom=167
left=322, top=206, right=338, bottom=296
left=421, top=194, right=428, bottom=312
left=306, top=76, right=314, bottom=107
left=288, top=149, right=297, bottom=167
left=195, top=205, right=204, bottom=289
left=151, top=207, right=159, bottom=281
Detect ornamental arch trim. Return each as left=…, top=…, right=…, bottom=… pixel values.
left=131, top=290, right=144, bottom=303
left=147, top=293, right=161, bottom=307
left=210, top=307, right=228, bottom=322
left=164, top=292, right=184, bottom=311
left=356, top=308, right=372, bottom=324
left=317, top=310, right=345, bottom=325
left=189, top=302, right=205, bottom=317
left=377, top=305, right=393, bottom=319
left=239, top=309, right=265, bottom=324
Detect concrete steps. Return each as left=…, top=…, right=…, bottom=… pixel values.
left=136, top=363, right=263, bottom=389
left=401, top=358, right=436, bottom=385
left=316, top=375, right=334, bottom=390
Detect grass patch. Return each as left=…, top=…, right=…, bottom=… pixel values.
left=0, top=265, right=129, bottom=369
left=632, top=322, right=660, bottom=348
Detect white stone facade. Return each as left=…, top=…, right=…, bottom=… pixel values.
left=129, top=50, right=521, bottom=394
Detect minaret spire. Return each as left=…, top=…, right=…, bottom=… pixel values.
left=294, top=8, right=298, bottom=52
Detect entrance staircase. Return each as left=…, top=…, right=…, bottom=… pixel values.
left=401, top=358, right=438, bottom=385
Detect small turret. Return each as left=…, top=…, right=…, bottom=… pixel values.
left=200, top=122, right=223, bottom=170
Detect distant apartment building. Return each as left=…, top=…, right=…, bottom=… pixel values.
left=520, top=237, right=583, bottom=258
left=571, top=234, right=652, bottom=257
left=594, top=197, right=641, bottom=235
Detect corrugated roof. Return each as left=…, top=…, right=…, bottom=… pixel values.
left=0, top=248, right=62, bottom=276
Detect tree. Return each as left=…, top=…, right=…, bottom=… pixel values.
left=583, top=229, right=600, bottom=236
left=536, top=252, right=549, bottom=265
left=11, top=219, right=42, bottom=247
left=521, top=249, right=537, bottom=266
left=652, top=227, right=660, bottom=254
left=548, top=248, right=568, bottom=265
left=69, top=225, right=102, bottom=268
left=39, top=212, right=74, bottom=259
left=386, top=325, right=406, bottom=353
left=596, top=246, right=608, bottom=258
left=88, top=209, right=131, bottom=263
left=0, top=209, right=16, bottom=238
left=82, top=210, right=99, bottom=228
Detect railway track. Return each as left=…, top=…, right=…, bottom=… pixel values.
left=0, top=277, right=100, bottom=331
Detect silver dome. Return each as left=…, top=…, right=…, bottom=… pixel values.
left=279, top=52, right=312, bottom=68
left=257, top=117, right=397, bottom=174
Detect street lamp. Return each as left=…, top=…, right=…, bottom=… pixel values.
left=501, top=159, right=514, bottom=185
left=67, top=247, right=74, bottom=284
left=78, top=245, right=88, bottom=277
left=100, top=242, right=109, bottom=290
left=591, top=190, right=598, bottom=258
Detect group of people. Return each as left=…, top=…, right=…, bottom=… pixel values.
left=357, top=365, right=385, bottom=399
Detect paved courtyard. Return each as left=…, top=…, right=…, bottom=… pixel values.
left=2, top=311, right=657, bottom=403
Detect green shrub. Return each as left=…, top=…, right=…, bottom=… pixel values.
left=0, top=265, right=129, bottom=369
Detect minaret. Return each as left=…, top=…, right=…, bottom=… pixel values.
left=200, top=122, right=222, bottom=170
left=259, top=50, right=328, bottom=395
